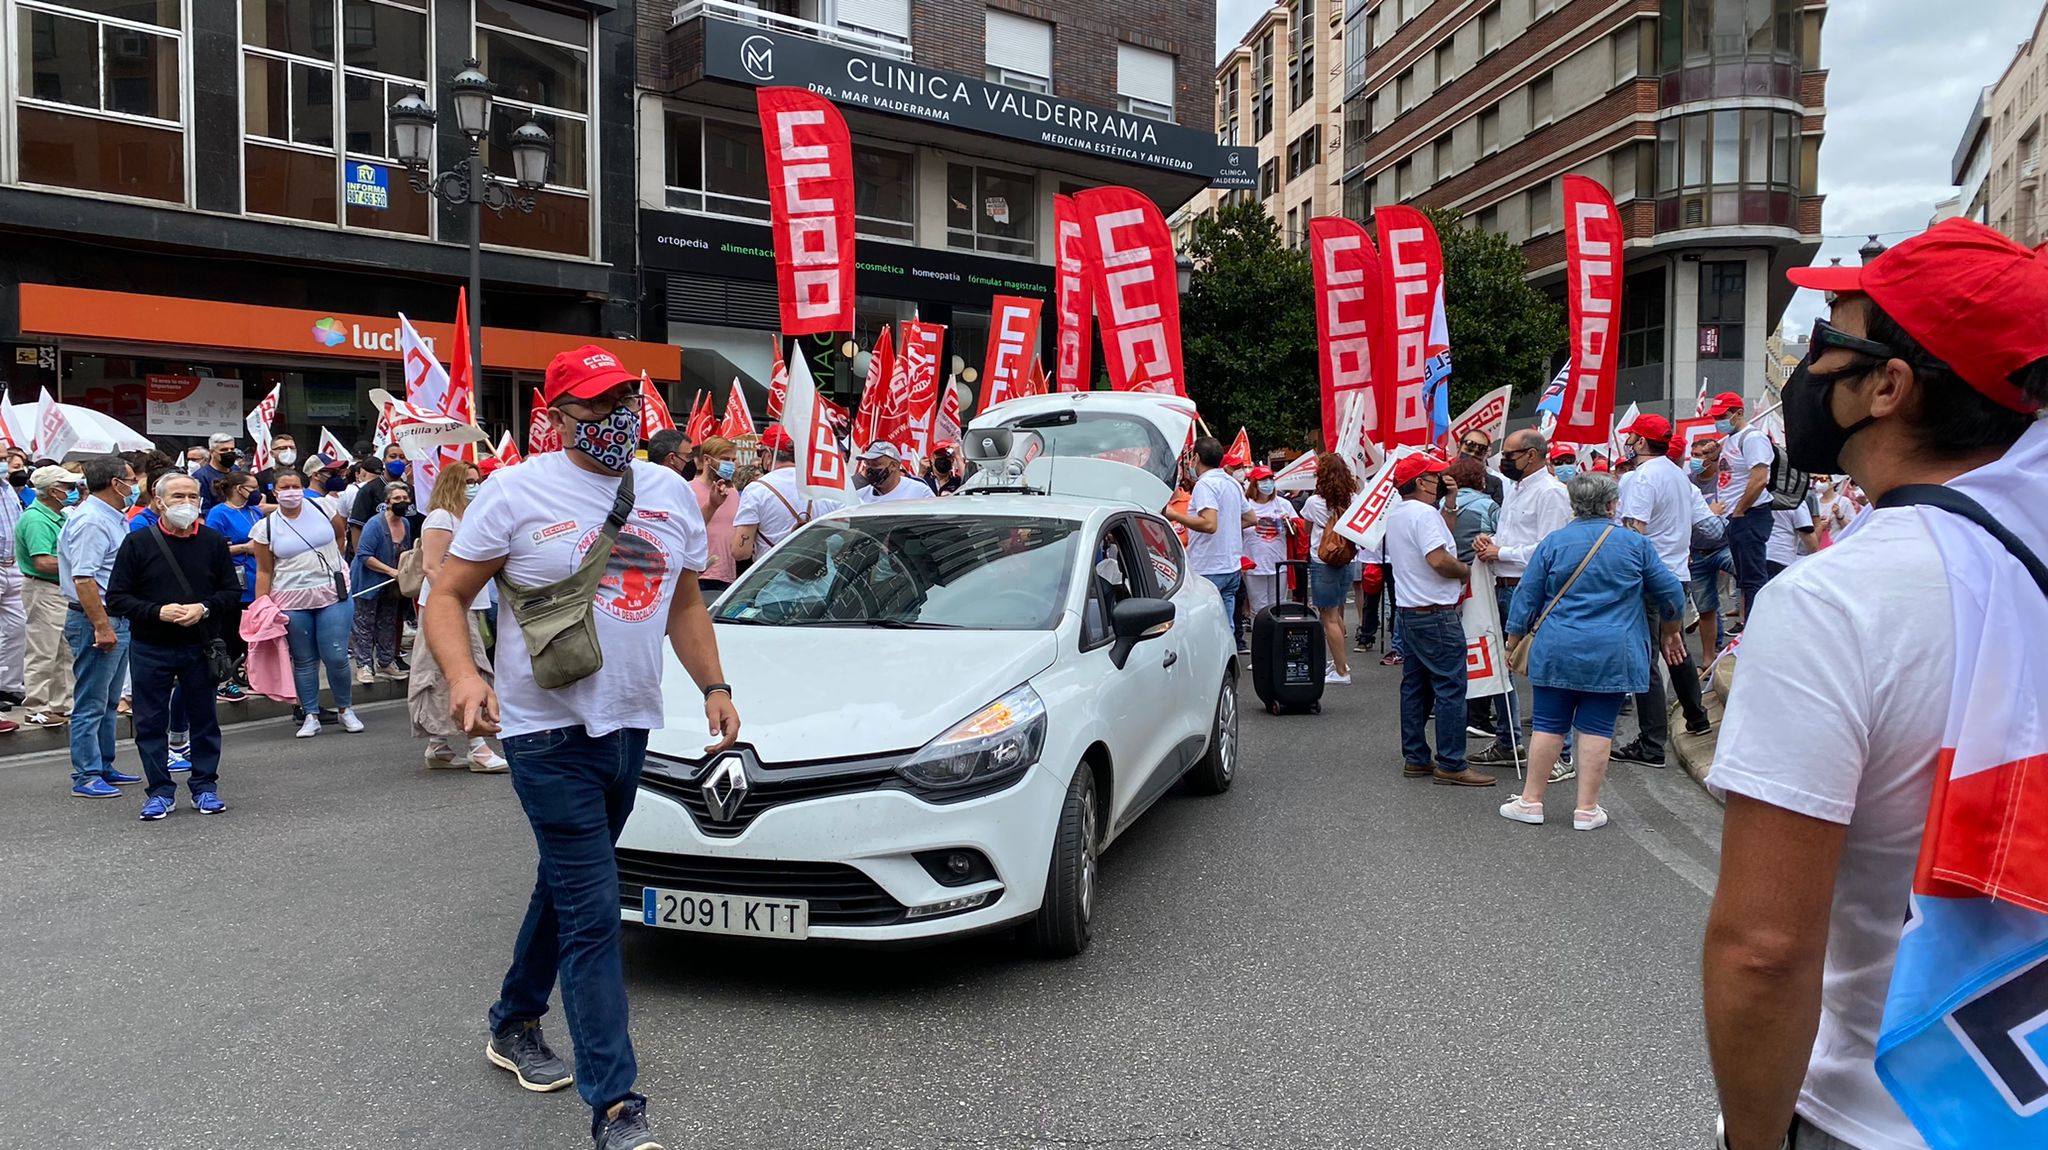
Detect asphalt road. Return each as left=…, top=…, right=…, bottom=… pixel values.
left=0, top=662, right=1728, bottom=1150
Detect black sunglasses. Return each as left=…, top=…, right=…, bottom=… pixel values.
left=1809, top=318, right=1894, bottom=363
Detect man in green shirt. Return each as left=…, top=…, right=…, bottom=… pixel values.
left=16, top=466, right=77, bottom=726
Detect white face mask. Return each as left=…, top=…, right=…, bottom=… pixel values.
left=165, top=504, right=202, bottom=531
left=274, top=449, right=297, bottom=466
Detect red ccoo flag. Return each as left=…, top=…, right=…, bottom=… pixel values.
left=640, top=374, right=676, bottom=437
left=853, top=325, right=893, bottom=452
left=526, top=388, right=560, bottom=454
left=766, top=336, right=789, bottom=419
left=756, top=88, right=855, bottom=335
left=1556, top=175, right=1622, bottom=445
left=1221, top=427, right=1251, bottom=468
left=1074, top=186, right=1185, bottom=395
left=494, top=429, right=524, bottom=466
left=719, top=378, right=756, bottom=439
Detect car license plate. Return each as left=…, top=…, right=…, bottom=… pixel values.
left=641, top=887, right=809, bottom=940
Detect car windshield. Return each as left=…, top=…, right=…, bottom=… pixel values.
left=714, top=515, right=1080, bottom=630
left=993, top=411, right=1177, bottom=488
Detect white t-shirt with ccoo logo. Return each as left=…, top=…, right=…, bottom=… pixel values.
left=451, top=452, right=708, bottom=739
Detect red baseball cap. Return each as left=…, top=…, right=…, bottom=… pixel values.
left=1706, top=391, right=1745, bottom=416
left=1390, top=453, right=1449, bottom=487
left=759, top=425, right=794, bottom=452
left=1247, top=465, right=1274, bottom=481
left=1549, top=445, right=1576, bottom=463
left=1786, top=218, right=2048, bottom=413
left=1619, top=413, right=1672, bottom=441
left=542, top=345, right=639, bottom=407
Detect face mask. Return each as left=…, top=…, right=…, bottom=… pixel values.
left=6, top=471, right=24, bottom=489
left=165, top=504, right=202, bottom=531
left=1555, top=464, right=1578, bottom=483
left=323, top=474, right=347, bottom=494
left=1781, top=357, right=1881, bottom=475
left=1256, top=480, right=1275, bottom=496
left=64, top=488, right=80, bottom=506
left=186, top=459, right=204, bottom=475
left=568, top=404, right=641, bottom=472
left=385, top=459, right=406, bottom=479
left=277, top=489, right=304, bottom=511
left=464, top=483, right=482, bottom=502
left=715, top=460, right=736, bottom=481
left=217, top=452, right=239, bottom=469
left=122, top=483, right=140, bottom=508
left=862, top=466, right=891, bottom=487
left=1713, top=418, right=1735, bottom=435
left=1499, top=453, right=1525, bottom=482
left=1686, top=458, right=1704, bottom=477
left=275, top=449, right=297, bottom=466
left=388, top=501, right=410, bottom=514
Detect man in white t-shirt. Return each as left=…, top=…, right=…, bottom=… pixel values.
left=425, top=345, right=740, bottom=1150
left=732, top=425, right=841, bottom=563
left=1709, top=391, right=1775, bottom=624
left=1611, top=413, right=1713, bottom=768
left=1381, top=452, right=1493, bottom=787
left=1162, top=436, right=1253, bottom=647
left=853, top=442, right=931, bottom=505
left=1764, top=502, right=1815, bottom=578
left=1704, top=220, right=2048, bottom=1150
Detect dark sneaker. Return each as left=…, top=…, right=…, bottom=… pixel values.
left=1431, top=766, right=1498, bottom=787
left=1468, top=742, right=1522, bottom=767
left=487, top=1021, right=573, bottom=1093
left=594, top=1099, right=663, bottom=1150
left=1610, top=740, right=1667, bottom=767
left=1380, top=651, right=1403, bottom=666
left=1685, top=719, right=1713, bottom=736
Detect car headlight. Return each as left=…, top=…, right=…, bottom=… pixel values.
left=896, top=684, right=1047, bottom=795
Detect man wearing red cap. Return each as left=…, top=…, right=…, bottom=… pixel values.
left=732, top=424, right=840, bottom=564
left=425, top=345, right=742, bottom=1150
left=1610, top=412, right=1714, bottom=768
left=1708, top=390, right=1774, bottom=625
left=1704, top=220, right=2048, bottom=1150
left=1382, top=452, right=1494, bottom=786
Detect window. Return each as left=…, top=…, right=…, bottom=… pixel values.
left=1479, top=103, right=1500, bottom=153
left=1287, top=126, right=1320, bottom=180
left=1290, top=42, right=1315, bottom=109
left=947, top=163, right=1035, bottom=258
left=986, top=9, right=1052, bottom=92
left=1298, top=198, right=1312, bottom=247
left=15, top=0, right=186, bottom=202
left=1620, top=269, right=1664, bottom=369
left=1476, top=204, right=1497, bottom=233
left=1613, top=22, right=1640, bottom=81
left=1661, top=0, right=1801, bottom=70
left=1133, top=517, right=1183, bottom=597
left=1433, top=136, right=1452, bottom=178
left=1397, top=69, right=1415, bottom=112
left=474, top=0, right=594, bottom=257
left=1527, top=178, right=1553, bottom=233
left=1529, top=71, right=1554, bottom=127
left=1342, top=171, right=1367, bottom=221
left=1343, top=94, right=1369, bottom=174
left=838, top=0, right=910, bottom=45
left=1697, top=261, right=1745, bottom=361
left=1220, top=66, right=1240, bottom=143
left=666, top=115, right=915, bottom=242
left=1343, top=6, right=1368, bottom=95
left=242, top=0, right=433, bottom=234
left=1367, top=5, right=1384, bottom=48
left=1434, top=43, right=1454, bottom=87
left=1259, top=158, right=1278, bottom=198
left=1286, top=205, right=1300, bottom=248
left=1479, top=3, right=1502, bottom=54
left=1116, top=43, right=1175, bottom=121
left=1254, top=33, right=1275, bottom=139
left=1656, top=109, right=1802, bottom=192
left=1394, top=157, right=1412, bottom=199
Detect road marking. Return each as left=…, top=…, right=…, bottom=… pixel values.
left=1604, top=785, right=1719, bottom=897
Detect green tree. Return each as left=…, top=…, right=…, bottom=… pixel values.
left=1424, top=206, right=1567, bottom=416
left=1180, top=199, right=1320, bottom=454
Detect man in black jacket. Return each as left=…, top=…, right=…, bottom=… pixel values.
left=107, top=473, right=241, bottom=820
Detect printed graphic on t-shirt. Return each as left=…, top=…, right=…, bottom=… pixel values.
left=577, top=521, right=670, bottom=623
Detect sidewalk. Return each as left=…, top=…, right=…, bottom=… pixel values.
left=1668, top=655, right=1736, bottom=799
left=0, top=678, right=410, bottom=759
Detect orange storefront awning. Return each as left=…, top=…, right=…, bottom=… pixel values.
left=17, top=285, right=681, bottom=382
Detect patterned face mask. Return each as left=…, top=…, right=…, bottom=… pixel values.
left=570, top=403, right=640, bottom=472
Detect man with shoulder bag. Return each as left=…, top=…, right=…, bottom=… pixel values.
left=424, top=346, right=740, bottom=1150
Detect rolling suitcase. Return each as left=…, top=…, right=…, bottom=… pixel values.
left=1251, top=560, right=1325, bottom=715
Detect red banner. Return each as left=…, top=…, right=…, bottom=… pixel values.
left=526, top=388, right=560, bottom=454
left=981, top=295, right=1044, bottom=409
left=1053, top=193, right=1094, bottom=392
left=1309, top=216, right=1381, bottom=455
left=1373, top=206, right=1442, bottom=448
left=899, top=319, right=945, bottom=462
left=766, top=336, right=788, bottom=419
left=853, top=324, right=893, bottom=452
left=684, top=389, right=716, bottom=443
left=719, top=379, right=756, bottom=439
left=1558, top=175, right=1622, bottom=445
left=756, top=87, right=855, bottom=336
left=640, top=375, right=675, bottom=438
left=1074, top=186, right=1184, bottom=395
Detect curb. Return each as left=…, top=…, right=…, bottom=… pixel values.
left=1670, top=655, right=1736, bottom=801
left=0, top=677, right=411, bottom=758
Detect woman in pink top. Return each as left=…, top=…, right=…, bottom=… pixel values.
left=691, top=436, right=742, bottom=593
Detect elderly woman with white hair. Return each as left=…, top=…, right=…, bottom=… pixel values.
left=1499, top=471, right=1687, bottom=830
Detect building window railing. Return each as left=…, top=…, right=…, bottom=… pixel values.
left=672, top=0, right=912, bottom=61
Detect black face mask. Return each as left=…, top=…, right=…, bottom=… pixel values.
left=1499, top=453, right=1526, bottom=482
left=6, top=470, right=24, bottom=489
left=862, top=466, right=891, bottom=487
left=1782, top=357, right=1881, bottom=475
left=680, top=459, right=698, bottom=482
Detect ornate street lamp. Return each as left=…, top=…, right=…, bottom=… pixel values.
left=1858, top=234, right=1888, bottom=263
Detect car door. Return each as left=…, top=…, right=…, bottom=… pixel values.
left=1131, top=513, right=1210, bottom=755
left=1077, top=515, right=1180, bottom=832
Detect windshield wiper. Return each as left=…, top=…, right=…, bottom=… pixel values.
left=821, top=617, right=962, bottom=630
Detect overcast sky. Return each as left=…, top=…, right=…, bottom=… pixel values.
left=1214, top=0, right=2047, bottom=335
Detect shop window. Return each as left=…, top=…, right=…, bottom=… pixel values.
left=1117, top=43, right=1175, bottom=122
left=241, top=0, right=430, bottom=235
left=1697, top=261, right=1745, bottom=361
left=946, top=164, right=1035, bottom=259
left=13, top=1, right=186, bottom=203
left=985, top=9, right=1052, bottom=93
left=476, top=0, right=593, bottom=257
left=1620, top=269, right=1664, bottom=369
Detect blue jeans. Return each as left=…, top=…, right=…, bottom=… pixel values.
left=1531, top=685, right=1626, bottom=740
left=1201, top=570, right=1243, bottom=618
left=1689, top=547, right=1734, bottom=614
left=1727, top=509, right=1772, bottom=617
left=1490, top=583, right=1522, bottom=749
left=284, top=600, right=355, bottom=713
left=130, top=641, right=222, bottom=801
left=1396, top=607, right=1467, bottom=771
left=64, top=610, right=129, bottom=785
left=491, top=725, right=651, bottom=1131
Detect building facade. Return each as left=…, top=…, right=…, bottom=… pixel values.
left=1341, top=0, right=1826, bottom=415
left=637, top=0, right=1224, bottom=410
left=0, top=0, right=679, bottom=454
left=1976, top=4, right=2047, bottom=247
left=1171, top=1, right=1346, bottom=251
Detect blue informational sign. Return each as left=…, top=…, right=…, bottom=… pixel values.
left=344, top=162, right=389, bottom=209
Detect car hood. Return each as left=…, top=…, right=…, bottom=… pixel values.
left=655, top=625, right=1062, bottom=762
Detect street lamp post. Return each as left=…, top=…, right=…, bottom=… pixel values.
left=389, top=60, right=552, bottom=369
left=1858, top=233, right=1888, bottom=263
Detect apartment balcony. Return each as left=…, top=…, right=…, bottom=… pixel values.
left=671, top=0, right=911, bottom=60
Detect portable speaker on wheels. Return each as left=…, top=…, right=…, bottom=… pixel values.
left=1250, top=560, right=1325, bottom=715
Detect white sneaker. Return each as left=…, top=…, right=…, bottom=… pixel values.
left=338, top=708, right=365, bottom=733
left=1499, top=796, right=1545, bottom=825
left=295, top=714, right=321, bottom=738
left=1574, top=806, right=1609, bottom=831
left=1325, top=671, right=1353, bottom=685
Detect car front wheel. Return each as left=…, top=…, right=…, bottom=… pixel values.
left=1184, top=674, right=1238, bottom=796
left=1028, top=766, right=1098, bottom=958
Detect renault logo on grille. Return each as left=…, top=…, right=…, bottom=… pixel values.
left=700, top=753, right=750, bottom=822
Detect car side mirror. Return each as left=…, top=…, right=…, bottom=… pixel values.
left=1109, top=597, right=1174, bottom=670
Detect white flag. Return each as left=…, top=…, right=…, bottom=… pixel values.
left=316, top=427, right=354, bottom=468
left=1331, top=446, right=1422, bottom=552
left=1462, top=560, right=1509, bottom=699
left=1447, top=385, right=1513, bottom=452
left=778, top=350, right=852, bottom=506
left=245, top=383, right=281, bottom=473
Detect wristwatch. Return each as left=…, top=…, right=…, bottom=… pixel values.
left=703, top=682, right=733, bottom=699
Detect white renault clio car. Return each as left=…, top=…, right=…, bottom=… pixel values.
left=615, top=396, right=1237, bottom=956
